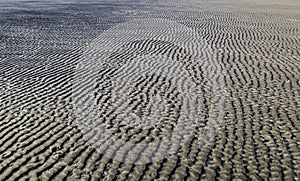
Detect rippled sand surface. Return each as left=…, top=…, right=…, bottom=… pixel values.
left=1, top=0, right=299, bottom=180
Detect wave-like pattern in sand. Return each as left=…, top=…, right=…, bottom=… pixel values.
left=0, top=0, right=299, bottom=180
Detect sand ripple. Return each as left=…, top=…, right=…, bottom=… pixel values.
left=0, top=0, right=299, bottom=180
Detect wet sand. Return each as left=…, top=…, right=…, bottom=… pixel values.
left=0, top=0, right=299, bottom=180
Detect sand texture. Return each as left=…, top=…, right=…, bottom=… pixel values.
left=0, top=0, right=299, bottom=180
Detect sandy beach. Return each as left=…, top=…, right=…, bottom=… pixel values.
left=0, top=0, right=299, bottom=180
